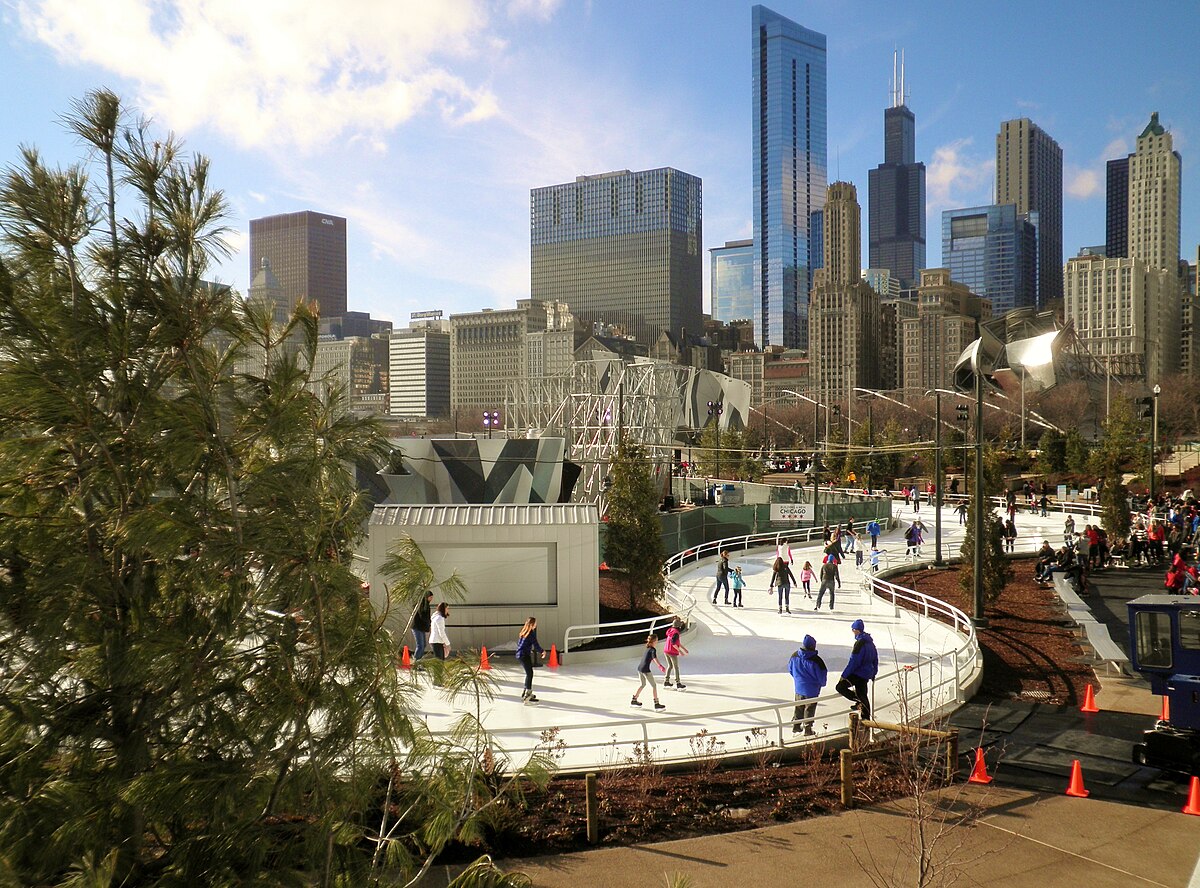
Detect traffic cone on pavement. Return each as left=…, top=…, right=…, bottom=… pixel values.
left=1183, top=776, right=1200, bottom=816
left=1065, top=759, right=1090, bottom=798
left=401, top=646, right=411, bottom=669
left=967, top=747, right=994, bottom=785
left=479, top=647, right=491, bottom=670
left=1080, top=684, right=1099, bottom=713
left=548, top=644, right=560, bottom=668
left=1160, top=695, right=1170, bottom=723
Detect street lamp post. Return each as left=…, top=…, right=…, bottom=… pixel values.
left=805, top=453, right=823, bottom=531
left=926, top=388, right=945, bottom=566
left=1150, top=384, right=1161, bottom=506
left=956, top=403, right=970, bottom=495
left=482, top=410, right=500, bottom=439
left=707, top=400, right=724, bottom=481
left=972, top=366, right=987, bottom=628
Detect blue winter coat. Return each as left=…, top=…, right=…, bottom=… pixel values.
left=788, top=649, right=829, bottom=697
left=842, top=631, right=879, bottom=680
left=515, top=630, right=543, bottom=659
left=867, top=520, right=881, bottom=537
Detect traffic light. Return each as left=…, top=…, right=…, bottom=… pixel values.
left=1138, top=397, right=1154, bottom=420
left=955, top=405, right=969, bottom=421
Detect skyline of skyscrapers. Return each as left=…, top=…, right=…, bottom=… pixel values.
left=867, top=51, right=926, bottom=289
left=995, top=118, right=1063, bottom=306
left=751, top=4, right=827, bottom=351
left=530, top=167, right=703, bottom=347
left=248, top=210, right=348, bottom=320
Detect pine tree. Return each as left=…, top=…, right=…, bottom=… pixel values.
left=0, top=92, right=534, bottom=887
left=958, top=448, right=1010, bottom=604
left=605, top=440, right=667, bottom=611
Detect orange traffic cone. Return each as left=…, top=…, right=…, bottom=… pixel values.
left=967, top=747, right=994, bottom=785
left=479, top=647, right=491, bottom=670
left=401, top=646, right=412, bottom=669
left=599, top=561, right=610, bottom=571
left=1160, top=695, right=1170, bottom=723
left=548, top=644, right=560, bottom=668
left=1080, top=684, right=1099, bottom=713
left=1065, top=759, right=1090, bottom=798
left=1183, top=776, right=1200, bottom=816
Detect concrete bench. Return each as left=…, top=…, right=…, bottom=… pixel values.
left=1082, top=621, right=1130, bottom=676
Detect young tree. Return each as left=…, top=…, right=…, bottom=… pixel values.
left=1064, top=428, right=1090, bottom=476
left=1035, top=428, right=1066, bottom=474
left=605, top=440, right=667, bottom=611
left=0, top=92, right=524, bottom=887
left=958, top=448, right=1010, bottom=604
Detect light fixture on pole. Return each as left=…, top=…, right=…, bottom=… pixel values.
left=1150, top=384, right=1161, bottom=506
left=707, top=400, right=724, bottom=481
left=804, top=453, right=825, bottom=531
left=482, top=410, right=501, bottom=439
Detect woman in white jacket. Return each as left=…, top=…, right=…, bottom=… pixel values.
left=429, top=602, right=451, bottom=660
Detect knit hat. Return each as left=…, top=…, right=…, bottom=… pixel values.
left=850, top=619, right=865, bottom=631
left=802, top=634, right=817, bottom=650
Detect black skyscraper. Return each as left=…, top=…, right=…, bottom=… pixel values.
left=868, top=53, right=926, bottom=289
left=1105, top=156, right=1129, bottom=259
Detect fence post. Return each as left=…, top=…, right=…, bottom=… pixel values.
left=840, top=748, right=855, bottom=808
left=945, top=732, right=959, bottom=784
left=585, top=772, right=599, bottom=843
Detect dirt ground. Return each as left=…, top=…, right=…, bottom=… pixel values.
left=456, top=559, right=1092, bottom=863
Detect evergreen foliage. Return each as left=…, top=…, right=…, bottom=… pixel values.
left=1064, top=428, right=1090, bottom=475
left=693, top=423, right=762, bottom=481
left=0, top=92, right=539, bottom=887
left=1035, top=428, right=1066, bottom=474
left=605, top=440, right=667, bottom=611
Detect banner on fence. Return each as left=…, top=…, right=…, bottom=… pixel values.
left=770, top=503, right=808, bottom=522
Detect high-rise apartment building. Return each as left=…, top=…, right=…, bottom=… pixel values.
left=1127, top=112, right=1182, bottom=272
left=450, top=300, right=558, bottom=414
left=996, top=119, right=1062, bottom=306
left=248, top=210, right=347, bottom=319
left=868, top=52, right=926, bottom=289
left=1180, top=249, right=1197, bottom=377
left=863, top=268, right=902, bottom=299
left=1105, top=156, right=1130, bottom=259
left=809, top=183, right=881, bottom=403
left=527, top=301, right=582, bottom=379
left=390, top=314, right=451, bottom=419
left=901, top=269, right=991, bottom=392
left=710, top=239, right=756, bottom=323
left=942, top=204, right=1038, bottom=316
left=309, top=335, right=389, bottom=415
left=1063, top=253, right=1178, bottom=384
left=530, top=168, right=702, bottom=347
left=751, top=5, right=827, bottom=350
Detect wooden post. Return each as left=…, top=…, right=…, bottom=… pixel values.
left=849, top=712, right=860, bottom=750
left=840, top=748, right=855, bottom=809
left=946, top=731, right=959, bottom=784
left=585, top=772, right=598, bottom=844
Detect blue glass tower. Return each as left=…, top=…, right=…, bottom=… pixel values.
left=751, top=5, right=827, bottom=351
left=710, top=239, right=755, bottom=323
left=942, top=204, right=1038, bottom=317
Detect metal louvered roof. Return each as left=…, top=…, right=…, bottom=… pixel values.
left=370, top=504, right=598, bottom=526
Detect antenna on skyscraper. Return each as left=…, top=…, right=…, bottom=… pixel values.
left=891, top=48, right=898, bottom=108
left=901, top=48, right=907, bottom=106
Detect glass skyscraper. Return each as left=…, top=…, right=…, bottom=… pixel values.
left=710, top=239, right=755, bottom=323
left=530, top=168, right=702, bottom=346
left=867, top=54, right=926, bottom=289
left=942, top=204, right=1038, bottom=317
left=751, top=5, right=827, bottom=351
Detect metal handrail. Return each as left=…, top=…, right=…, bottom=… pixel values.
left=482, top=571, right=978, bottom=770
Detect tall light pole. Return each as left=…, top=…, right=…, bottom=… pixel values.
left=1150, top=384, right=1161, bottom=506
left=707, top=400, right=723, bottom=480
left=925, top=388, right=945, bottom=566
left=972, top=365, right=987, bottom=627
left=483, top=409, right=500, bottom=439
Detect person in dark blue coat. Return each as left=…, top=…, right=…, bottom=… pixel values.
left=515, top=617, right=547, bottom=703
left=788, top=634, right=828, bottom=735
left=836, top=619, right=879, bottom=719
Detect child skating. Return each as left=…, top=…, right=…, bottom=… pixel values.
left=631, top=634, right=667, bottom=710
left=731, top=566, right=745, bottom=607
left=800, top=560, right=814, bottom=598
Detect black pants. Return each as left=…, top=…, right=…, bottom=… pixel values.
left=432, top=643, right=447, bottom=660
left=520, top=652, right=534, bottom=693
left=836, top=676, right=871, bottom=719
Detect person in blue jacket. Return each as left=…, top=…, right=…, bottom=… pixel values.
left=788, top=634, right=828, bottom=735
left=836, top=619, right=879, bottom=719
left=515, top=617, right=547, bottom=703
left=866, top=518, right=882, bottom=548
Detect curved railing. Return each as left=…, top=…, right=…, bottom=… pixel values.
left=486, top=563, right=979, bottom=772
left=564, top=525, right=837, bottom=653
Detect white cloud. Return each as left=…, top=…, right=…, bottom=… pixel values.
left=506, top=0, right=562, bottom=21
left=1065, top=167, right=1100, bottom=199
left=16, top=0, right=504, bottom=152
left=927, top=137, right=994, bottom=208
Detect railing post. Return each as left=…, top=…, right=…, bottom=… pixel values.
left=586, top=773, right=599, bottom=843
left=840, top=748, right=855, bottom=809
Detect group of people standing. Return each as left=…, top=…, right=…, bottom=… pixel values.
left=787, top=618, right=879, bottom=734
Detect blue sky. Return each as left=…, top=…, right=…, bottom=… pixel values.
left=2, top=1, right=1197, bottom=325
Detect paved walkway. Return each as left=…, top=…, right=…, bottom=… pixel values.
left=415, top=504, right=1091, bottom=771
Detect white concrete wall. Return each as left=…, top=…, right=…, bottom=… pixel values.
left=366, top=515, right=599, bottom=653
